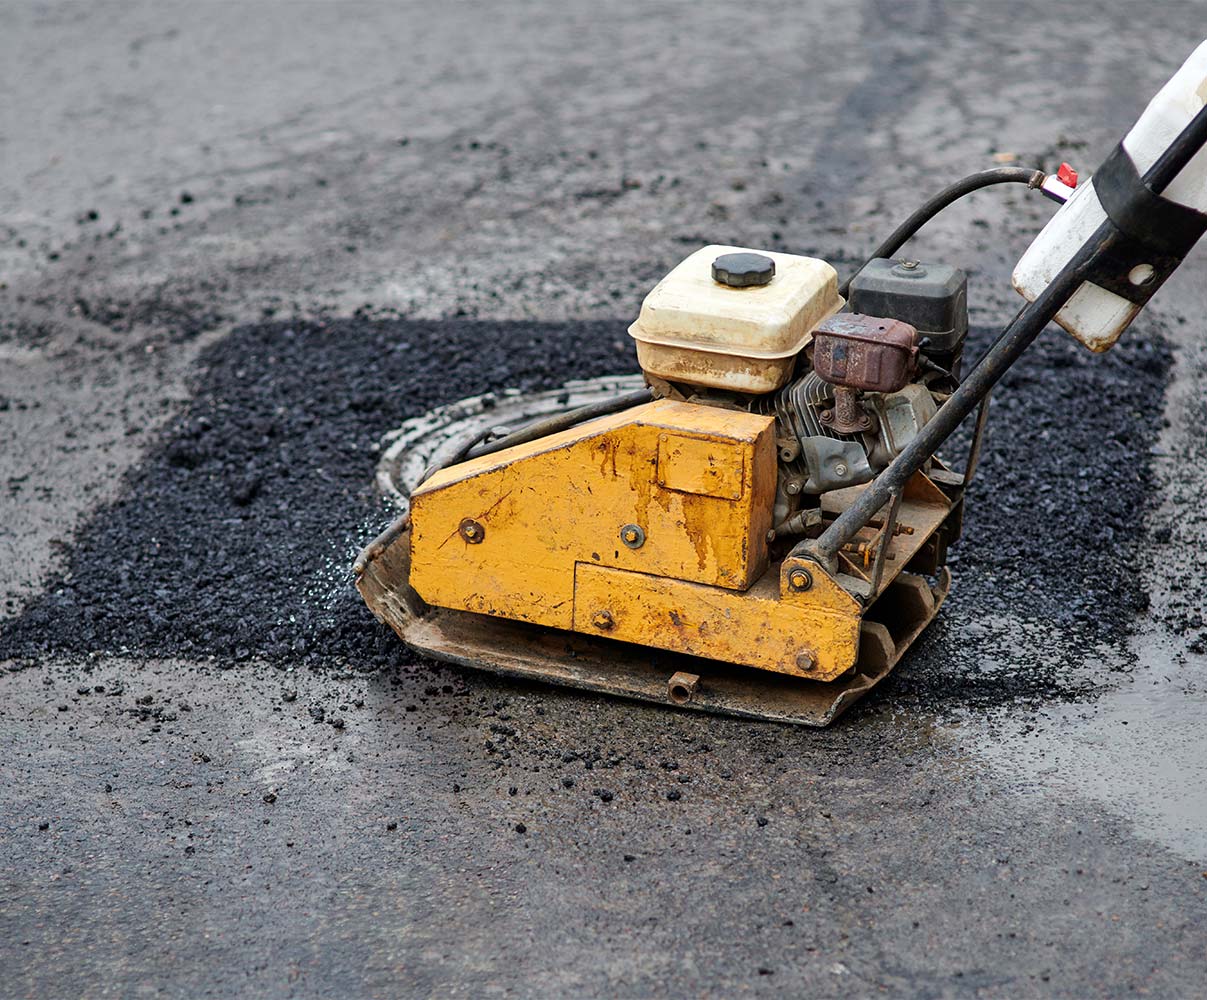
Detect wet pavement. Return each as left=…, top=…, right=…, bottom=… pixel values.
left=3, top=2, right=1207, bottom=997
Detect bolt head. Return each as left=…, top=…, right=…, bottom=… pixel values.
left=891, top=259, right=927, bottom=279
left=712, top=252, right=775, bottom=288
left=458, top=518, right=485, bottom=544
left=796, top=649, right=817, bottom=672
left=591, top=610, right=615, bottom=630
left=619, top=523, right=645, bottom=549
left=788, top=568, right=813, bottom=592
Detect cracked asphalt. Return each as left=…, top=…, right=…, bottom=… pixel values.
left=3, top=3, right=1207, bottom=997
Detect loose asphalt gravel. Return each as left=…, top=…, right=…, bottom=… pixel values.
left=0, top=316, right=1174, bottom=705
left=3, top=3, right=1207, bottom=998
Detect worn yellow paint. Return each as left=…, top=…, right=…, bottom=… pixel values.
left=657, top=432, right=745, bottom=500
left=404, top=398, right=933, bottom=680
left=409, top=400, right=778, bottom=631
left=572, top=563, right=862, bottom=680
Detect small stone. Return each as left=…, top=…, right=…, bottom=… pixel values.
left=386, top=821, right=397, bottom=831
left=262, top=791, right=277, bottom=804
left=666, top=789, right=681, bottom=801
left=757, top=816, right=768, bottom=827
left=282, top=689, right=297, bottom=703
left=514, top=822, right=527, bottom=834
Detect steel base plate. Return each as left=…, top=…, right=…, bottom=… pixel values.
left=356, top=521, right=949, bottom=727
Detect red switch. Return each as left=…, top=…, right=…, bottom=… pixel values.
left=1057, top=162, right=1079, bottom=188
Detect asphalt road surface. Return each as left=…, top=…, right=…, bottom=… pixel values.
left=3, top=3, right=1207, bottom=997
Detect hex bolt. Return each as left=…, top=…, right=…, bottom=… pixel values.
left=784, top=479, right=802, bottom=496
left=788, top=568, right=813, bottom=592
left=591, top=609, right=615, bottom=630
left=796, top=649, right=818, bottom=672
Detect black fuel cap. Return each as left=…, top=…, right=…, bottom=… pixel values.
left=712, top=252, right=775, bottom=288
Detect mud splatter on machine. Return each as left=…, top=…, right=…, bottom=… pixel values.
left=356, top=42, right=1207, bottom=724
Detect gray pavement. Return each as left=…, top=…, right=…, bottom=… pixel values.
left=3, top=2, right=1207, bottom=997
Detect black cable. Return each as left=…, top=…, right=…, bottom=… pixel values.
left=839, top=167, right=1046, bottom=298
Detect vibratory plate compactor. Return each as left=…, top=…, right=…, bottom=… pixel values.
left=356, top=42, right=1207, bottom=725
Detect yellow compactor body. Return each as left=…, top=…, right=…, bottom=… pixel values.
left=356, top=246, right=968, bottom=725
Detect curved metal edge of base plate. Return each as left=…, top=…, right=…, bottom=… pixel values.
left=355, top=525, right=950, bottom=728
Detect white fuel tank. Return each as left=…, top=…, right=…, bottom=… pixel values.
left=1013, top=39, right=1207, bottom=351
left=628, top=245, right=843, bottom=394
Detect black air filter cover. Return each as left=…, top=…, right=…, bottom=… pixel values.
left=848, top=259, right=968, bottom=355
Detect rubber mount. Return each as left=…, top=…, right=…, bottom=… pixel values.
left=712, top=252, right=775, bottom=288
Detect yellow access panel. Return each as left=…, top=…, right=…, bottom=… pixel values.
left=571, top=563, right=862, bottom=680
left=409, top=400, right=777, bottom=630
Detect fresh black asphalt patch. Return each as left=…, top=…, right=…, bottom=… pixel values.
left=0, top=316, right=1171, bottom=713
